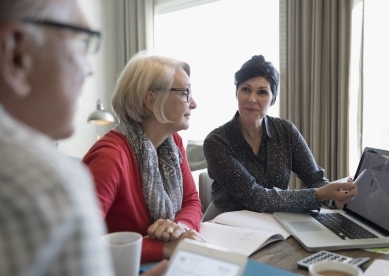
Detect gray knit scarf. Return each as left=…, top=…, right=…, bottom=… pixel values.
left=115, top=119, right=183, bottom=222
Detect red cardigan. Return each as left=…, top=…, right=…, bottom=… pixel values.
left=83, top=130, right=202, bottom=262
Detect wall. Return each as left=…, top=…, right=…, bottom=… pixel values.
left=57, top=0, right=120, bottom=158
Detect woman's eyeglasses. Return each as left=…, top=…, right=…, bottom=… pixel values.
left=170, top=88, right=192, bottom=103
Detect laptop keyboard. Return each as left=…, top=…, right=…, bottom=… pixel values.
left=311, top=213, right=378, bottom=240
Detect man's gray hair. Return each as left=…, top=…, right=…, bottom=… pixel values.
left=0, top=0, right=53, bottom=45
left=0, top=0, right=49, bottom=21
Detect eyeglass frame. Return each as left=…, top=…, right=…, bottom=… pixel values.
left=21, top=18, right=102, bottom=54
left=170, top=88, right=192, bottom=103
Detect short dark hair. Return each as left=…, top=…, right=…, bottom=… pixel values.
left=234, top=55, right=279, bottom=99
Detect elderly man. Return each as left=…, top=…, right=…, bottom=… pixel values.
left=0, top=0, right=166, bottom=275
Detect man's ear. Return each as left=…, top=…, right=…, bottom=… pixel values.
left=0, top=22, right=32, bottom=98
left=144, top=91, right=156, bottom=113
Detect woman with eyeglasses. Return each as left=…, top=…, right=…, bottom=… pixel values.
left=83, top=51, right=203, bottom=263
left=203, top=55, right=358, bottom=214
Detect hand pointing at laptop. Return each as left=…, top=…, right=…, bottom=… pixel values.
left=315, top=177, right=358, bottom=209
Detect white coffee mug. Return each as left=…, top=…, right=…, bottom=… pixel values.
left=101, top=232, right=143, bottom=276
left=309, top=260, right=363, bottom=276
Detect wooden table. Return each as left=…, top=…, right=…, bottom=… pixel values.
left=250, top=237, right=389, bottom=275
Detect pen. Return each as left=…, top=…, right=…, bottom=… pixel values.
left=354, top=168, right=367, bottom=184
left=340, top=169, right=366, bottom=193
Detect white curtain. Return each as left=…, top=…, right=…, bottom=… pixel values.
left=116, top=0, right=154, bottom=70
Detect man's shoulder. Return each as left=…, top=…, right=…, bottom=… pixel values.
left=2, top=135, right=87, bottom=182
left=0, top=117, right=93, bottom=204
left=0, top=133, right=111, bottom=276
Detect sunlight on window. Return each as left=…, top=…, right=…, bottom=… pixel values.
left=154, top=0, right=279, bottom=146
left=363, top=0, right=389, bottom=151
left=348, top=0, right=363, bottom=173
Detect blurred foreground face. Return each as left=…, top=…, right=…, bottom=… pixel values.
left=28, top=0, right=94, bottom=139
left=0, top=0, right=94, bottom=140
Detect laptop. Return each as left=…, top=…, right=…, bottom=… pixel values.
left=273, top=147, right=389, bottom=252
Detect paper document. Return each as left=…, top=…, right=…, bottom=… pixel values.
left=200, top=210, right=291, bottom=256
left=364, top=259, right=389, bottom=276
left=212, top=210, right=290, bottom=239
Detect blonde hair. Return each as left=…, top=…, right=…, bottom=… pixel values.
left=112, top=51, right=190, bottom=123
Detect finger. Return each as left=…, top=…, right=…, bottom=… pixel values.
left=183, top=229, right=206, bottom=243
left=161, top=229, right=172, bottom=242
left=155, top=224, right=174, bottom=241
left=148, top=219, right=174, bottom=240
left=337, top=188, right=357, bottom=203
left=340, top=182, right=355, bottom=190
left=170, top=227, right=184, bottom=241
left=155, top=219, right=176, bottom=237
left=347, top=186, right=358, bottom=197
left=147, top=219, right=166, bottom=238
left=196, top=233, right=206, bottom=243
left=336, top=183, right=355, bottom=194
left=345, top=180, right=357, bottom=195
left=170, top=224, right=190, bottom=241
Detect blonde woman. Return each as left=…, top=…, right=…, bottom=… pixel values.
left=83, top=52, right=203, bottom=263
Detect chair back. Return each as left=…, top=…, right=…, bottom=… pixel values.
left=198, top=171, right=223, bottom=222
left=202, top=201, right=222, bottom=222
left=198, top=171, right=213, bottom=213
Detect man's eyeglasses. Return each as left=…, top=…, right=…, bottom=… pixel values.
left=22, top=19, right=102, bottom=54
left=170, top=88, right=192, bottom=103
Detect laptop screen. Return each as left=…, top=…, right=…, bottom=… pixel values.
left=345, top=148, right=389, bottom=233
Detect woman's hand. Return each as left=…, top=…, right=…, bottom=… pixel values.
left=162, top=229, right=205, bottom=258
left=147, top=219, right=191, bottom=242
left=315, top=178, right=358, bottom=209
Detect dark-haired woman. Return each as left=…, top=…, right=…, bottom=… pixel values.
left=203, top=55, right=357, bottom=213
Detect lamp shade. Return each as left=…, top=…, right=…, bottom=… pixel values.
left=87, top=99, right=115, bottom=125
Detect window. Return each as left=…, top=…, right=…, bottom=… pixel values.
left=362, top=0, right=389, bottom=151
left=349, top=0, right=389, bottom=172
left=154, top=0, right=279, bottom=146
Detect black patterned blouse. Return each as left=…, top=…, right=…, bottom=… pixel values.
left=203, top=111, right=331, bottom=213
